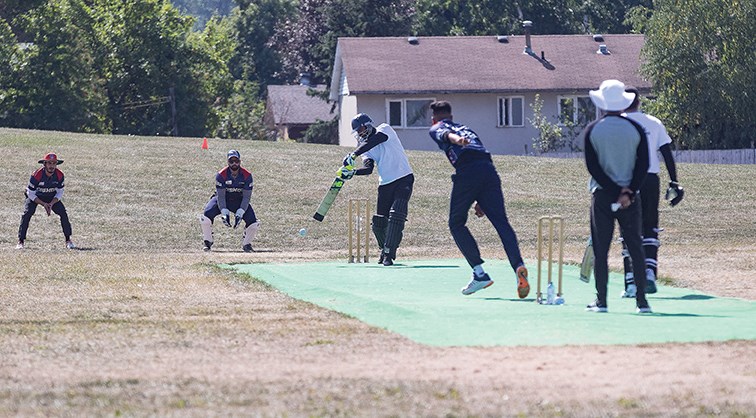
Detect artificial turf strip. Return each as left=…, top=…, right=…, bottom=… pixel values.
left=226, top=259, right=756, bottom=347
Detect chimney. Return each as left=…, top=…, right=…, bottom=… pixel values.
left=298, top=72, right=312, bottom=86
left=522, top=21, right=533, bottom=54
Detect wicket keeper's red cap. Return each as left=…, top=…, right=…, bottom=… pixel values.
left=38, top=153, right=63, bottom=165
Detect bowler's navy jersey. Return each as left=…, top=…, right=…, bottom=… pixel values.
left=429, top=119, right=490, bottom=167
left=215, top=167, right=253, bottom=205
left=28, top=168, right=64, bottom=200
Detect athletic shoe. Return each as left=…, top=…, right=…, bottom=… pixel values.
left=382, top=252, right=394, bottom=266
left=15, top=241, right=24, bottom=250
left=377, top=252, right=385, bottom=265
left=65, top=241, right=76, bottom=250
left=585, top=300, right=608, bottom=313
left=242, top=244, right=254, bottom=253
left=645, top=269, right=658, bottom=294
left=621, top=284, right=637, bottom=298
left=203, top=240, right=213, bottom=252
left=516, top=265, right=530, bottom=299
left=461, top=274, right=493, bottom=295
left=636, top=305, right=653, bottom=314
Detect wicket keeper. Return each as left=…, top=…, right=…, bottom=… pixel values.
left=199, top=149, right=260, bottom=252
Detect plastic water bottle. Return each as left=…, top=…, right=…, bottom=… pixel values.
left=546, top=282, right=556, bottom=305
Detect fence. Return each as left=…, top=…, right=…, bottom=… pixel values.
left=539, top=149, right=756, bottom=165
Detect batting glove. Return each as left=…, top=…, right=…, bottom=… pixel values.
left=665, top=182, right=684, bottom=206
left=338, top=166, right=355, bottom=180
left=342, top=153, right=356, bottom=167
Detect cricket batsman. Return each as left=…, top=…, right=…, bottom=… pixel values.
left=340, top=113, right=414, bottom=266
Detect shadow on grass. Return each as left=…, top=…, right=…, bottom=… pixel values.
left=651, top=294, right=715, bottom=301
left=335, top=264, right=460, bottom=269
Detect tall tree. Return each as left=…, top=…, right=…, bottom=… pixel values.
left=229, top=0, right=295, bottom=91
left=271, top=0, right=415, bottom=86
left=88, top=0, right=224, bottom=136
left=640, top=0, right=756, bottom=149
left=7, top=0, right=108, bottom=132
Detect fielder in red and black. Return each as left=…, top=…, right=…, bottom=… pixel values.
left=17, top=153, right=75, bottom=250
left=199, top=150, right=260, bottom=252
left=428, top=101, right=530, bottom=297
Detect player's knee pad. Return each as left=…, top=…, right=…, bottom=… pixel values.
left=371, top=215, right=387, bottom=247
left=199, top=215, right=213, bottom=241
left=243, top=221, right=260, bottom=245
left=388, top=199, right=408, bottom=222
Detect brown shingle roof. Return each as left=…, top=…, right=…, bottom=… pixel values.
left=266, top=85, right=335, bottom=124
left=338, top=35, right=650, bottom=94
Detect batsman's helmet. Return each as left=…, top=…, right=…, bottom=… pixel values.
left=227, top=149, right=241, bottom=161
left=38, top=153, right=63, bottom=165
left=350, top=113, right=374, bottom=142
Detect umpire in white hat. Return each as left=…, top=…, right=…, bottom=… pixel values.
left=582, top=79, right=651, bottom=314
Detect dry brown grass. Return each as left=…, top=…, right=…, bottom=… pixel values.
left=0, top=128, right=754, bottom=416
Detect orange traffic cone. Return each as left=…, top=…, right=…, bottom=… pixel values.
left=201, top=137, right=208, bottom=149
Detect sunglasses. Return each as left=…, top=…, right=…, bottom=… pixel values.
left=228, top=159, right=240, bottom=164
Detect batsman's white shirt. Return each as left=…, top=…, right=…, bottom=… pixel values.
left=623, top=111, right=672, bottom=174
left=362, top=124, right=413, bottom=186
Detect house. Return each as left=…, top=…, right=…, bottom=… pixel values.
left=265, top=83, right=335, bottom=141
left=329, top=30, right=650, bottom=154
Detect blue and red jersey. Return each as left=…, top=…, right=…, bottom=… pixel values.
left=215, top=167, right=253, bottom=206
left=28, top=168, right=65, bottom=200
left=428, top=119, right=490, bottom=167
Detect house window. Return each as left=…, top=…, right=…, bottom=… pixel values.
left=387, top=99, right=434, bottom=128
left=497, top=96, right=524, bottom=127
left=559, top=95, right=597, bottom=126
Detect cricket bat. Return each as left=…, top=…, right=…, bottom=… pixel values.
left=579, top=236, right=594, bottom=283
left=313, top=166, right=351, bottom=221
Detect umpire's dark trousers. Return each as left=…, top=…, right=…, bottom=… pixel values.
left=449, top=157, right=524, bottom=272
left=591, top=189, right=647, bottom=306
left=18, top=197, right=72, bottom=242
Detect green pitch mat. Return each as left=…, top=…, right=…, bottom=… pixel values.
left=225, top=259, right=756, bottom=347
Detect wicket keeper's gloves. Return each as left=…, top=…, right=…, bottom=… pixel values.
left=338, top=165, right=355, bottom=180
left=221, top=208, right=231, bottom=227
left=665, top=181, right=685, bottom=206
left=342, top=153, right=356, bottom=167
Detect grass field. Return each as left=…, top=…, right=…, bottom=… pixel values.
left=1, top=127, right=754, bottom=416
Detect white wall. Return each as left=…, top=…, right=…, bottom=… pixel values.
left=338, top=92, right=566, bottom=155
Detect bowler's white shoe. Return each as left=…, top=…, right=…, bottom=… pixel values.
left=15, top=241, right=24, bottom=250
left=65, top=241, right=76, bottom=250
left=461, top=274, right=493, bottom=295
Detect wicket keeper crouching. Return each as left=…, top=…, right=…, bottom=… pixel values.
left=199, top=149, right=260, bottom=252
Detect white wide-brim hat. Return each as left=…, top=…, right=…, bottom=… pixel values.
left=589, top=79, right=636, bottom=112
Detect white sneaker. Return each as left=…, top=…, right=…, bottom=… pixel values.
left=461, top=274, right=493, bottom=295
left=636, top=306, right=653, bottom=314
left=15, top=241, right=24, bottom=250
left=65, top=241, right=76, bottom=250
left=621, top=284, right=637, bottom=298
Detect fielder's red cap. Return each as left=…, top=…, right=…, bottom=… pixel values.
left=38, top=153, right=63, bottom=165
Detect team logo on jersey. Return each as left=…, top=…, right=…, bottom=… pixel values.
left=39, top=182, right=45, bottom=186
left=37, top=187, right=57, bottom=193
left=225, top=180, right=233, bottom=185
left=226, top=187, right=243, bottom=193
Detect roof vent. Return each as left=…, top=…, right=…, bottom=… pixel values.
left=597, top=44, right=610, bottom=55
left=522, top=20, right=533, bottom=54
left=496, top=35, right=509, bottom=43
left=407, top=36, right=419, bottom=45
left=593, top=34, right=604, bottom=42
